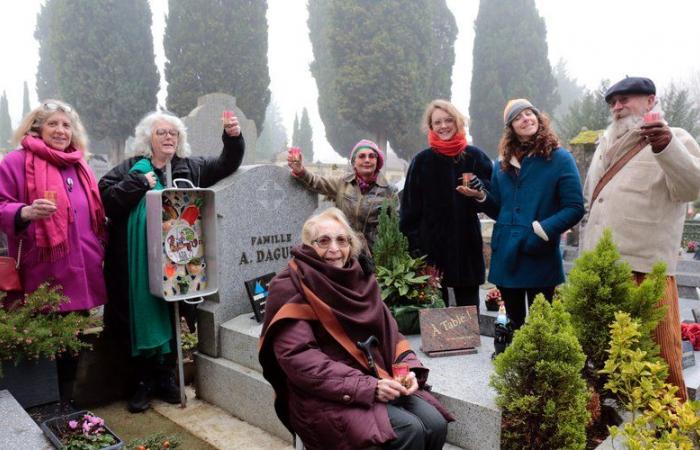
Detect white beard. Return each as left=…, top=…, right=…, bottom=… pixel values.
left=605, top=114, right=643, bottom=142
left=604, top=102, right=664, bottom=144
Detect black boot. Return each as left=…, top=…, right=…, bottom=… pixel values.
left=128, top=377, right=154, bottom=413
left=155, top=368, right=181, bottom=404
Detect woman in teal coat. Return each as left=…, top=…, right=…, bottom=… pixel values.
left=458, top=99, right=584, bottom=329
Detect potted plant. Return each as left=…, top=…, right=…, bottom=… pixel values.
left=180, top=324, right=197, bottom=385
left=0, top=284, right=94, bottom=407
left=373, top=201, right=445, bottom=334
left=41, top=411, right=123, bottom=449
left=485, top=287, right=502, bottom=311
left=686, top=240, right=698, bottom=253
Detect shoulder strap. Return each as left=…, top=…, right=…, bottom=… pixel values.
left=15, top=239, right=22, bottom=269
left=591, top=139, right=646, bottom=206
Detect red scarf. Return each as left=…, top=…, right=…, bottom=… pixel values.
left=22, top=135, right=106, bottom=262
left=428, top=129, right=468, bottom=157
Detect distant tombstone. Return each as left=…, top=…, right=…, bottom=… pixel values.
left=182, top=93, right=258, bottom=165
left=197, top=164, right=317, bottom=357
left=87, top=154, right=110, bottom=181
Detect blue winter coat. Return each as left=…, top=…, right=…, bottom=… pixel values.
left=400, top=146, right=493, bottom=287
left=482, top=148, right=584, bottom=288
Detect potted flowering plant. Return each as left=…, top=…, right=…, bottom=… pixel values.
left=0, top=284, right=94, bottom=407
left=686, top=240, right=698, bottom=253
left=485, top=287, right=502, bottom=311
left=40, top=411, right=124, bottom=449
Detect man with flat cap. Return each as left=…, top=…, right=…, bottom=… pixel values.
left=581, top=76, right=700, bottom=401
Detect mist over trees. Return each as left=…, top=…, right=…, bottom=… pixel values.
left=35, top=0, right=159, bottom=162
left=470, top=0, right=559, bottom=158
left=0, top=91, right=12, bottom=152
left=552, top=60, right=585, bottom=122
left=22, top=81, right=31, bottom=117
left=661, top=82, right=700, bottom=137
left=34, top=2, right=59, bottom=101
left=256, top=96, right=287, bottom=162
left=164, top=0, right=270, bottom=132
left=308, top=0, right=456, bottom=161
left=557, top=80, right=610, bottom=145
left=292, top=108, right=314, bottom=162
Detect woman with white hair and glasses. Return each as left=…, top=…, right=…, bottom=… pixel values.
left=99, top=111, right=244, bottom=413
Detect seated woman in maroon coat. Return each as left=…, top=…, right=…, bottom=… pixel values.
left=259, top=207, right=453, bottom=450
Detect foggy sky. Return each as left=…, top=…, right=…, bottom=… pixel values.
left=1, top=0, right=698, bottom=162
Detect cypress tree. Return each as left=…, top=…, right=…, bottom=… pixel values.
left=372, top=199, right=406, bottom=270
left=297, top=108, right=313, bottom=162
left=309, top=0, right=455, bottom=161
left=256, top=97, right=287, bottom=161
left=558, top=80, right=610, bottom=144
left=559, top=229, right=666, bottom=389
left=469, top=0, right=559, bottom=158
left=491, top=297, right=589, bottom=450
left=308, top=0, right=368, bottom=157
left=661, top=82, right=700, bottom=137
left=164, top=0, right=270, bottom=132
left=35, top=1, right=60, bottom=101
left=22, top=82, right=31, bottom=117
left=0, top=91, right=12, bottom=152
left=292, top=109, right=313, bottom=162
left=37, top=0, right=159, bottom=163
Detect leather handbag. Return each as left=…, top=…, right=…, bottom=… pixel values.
left=0, top=240, right=22, bottom=292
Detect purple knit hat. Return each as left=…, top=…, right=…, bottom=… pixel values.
left=350, top=139, right=384, bottom=172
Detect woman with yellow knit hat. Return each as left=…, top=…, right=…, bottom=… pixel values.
left=458, top=99, right=584, bottom=329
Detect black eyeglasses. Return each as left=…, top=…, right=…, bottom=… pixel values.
left=43, top=102, right=73, bottom=113
left=155, top=128, right=179, bottom=137
left=311, top=234, right=351, bottom=249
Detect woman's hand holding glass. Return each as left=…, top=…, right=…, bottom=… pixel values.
left=375, top=372, right=418, bottom=402
left=222, top=111, right=241, bottom=137
left=287, top=147, right=305, bottom=176
left=20, top=198, right=57, bottom=221
left=456, top=174, right=486, bottom=200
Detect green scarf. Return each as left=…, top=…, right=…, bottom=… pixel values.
left=127, top=159, right=173, bottom=358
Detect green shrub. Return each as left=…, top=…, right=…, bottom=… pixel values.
left=491, top=297, right=590, bottom=450
left=372, top=199, right=407, bottom=269
left=559, top=229, right=666, bottom=388
left=600, top=312, right=700, bottom=449
left=0, top=284, right=94, bottom=375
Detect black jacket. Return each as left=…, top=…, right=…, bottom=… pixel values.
left=99, top=132, right=244, bottom=348
left=399, top=146, right=493, bottom=287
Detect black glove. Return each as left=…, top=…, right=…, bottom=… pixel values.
left=358, top=251, right=376, bottom=276
left=468, top=177, right=485, bottom=192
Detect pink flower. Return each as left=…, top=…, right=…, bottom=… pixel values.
left=68, top=420, right=78, bottom=429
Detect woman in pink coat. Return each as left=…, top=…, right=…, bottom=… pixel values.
left=0, top=99, right=107, bottom=311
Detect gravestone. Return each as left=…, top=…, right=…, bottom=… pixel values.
left=87, top=154, right=110, bottom=181
left=197, top=165, right=317, bottom=356
left=182, top=93, right=258, bottom=166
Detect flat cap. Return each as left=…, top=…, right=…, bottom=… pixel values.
left=605, top=77, right=656, bottom=103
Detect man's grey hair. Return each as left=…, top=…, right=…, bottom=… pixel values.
left=131, top=111, right=191, bottom=158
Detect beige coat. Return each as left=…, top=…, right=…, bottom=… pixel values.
left=294, top=170, right=397, bottom=251
left=581, top=127, right=700, bottom=274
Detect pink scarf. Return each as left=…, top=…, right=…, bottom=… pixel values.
left=22, top=135, right=106, bottom=262
left=428, top=130, right=468, bottom=157
left=354, top=169, right=378, bottom=195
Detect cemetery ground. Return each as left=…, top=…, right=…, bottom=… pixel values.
left=3, top=280, right=699, bottom=449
